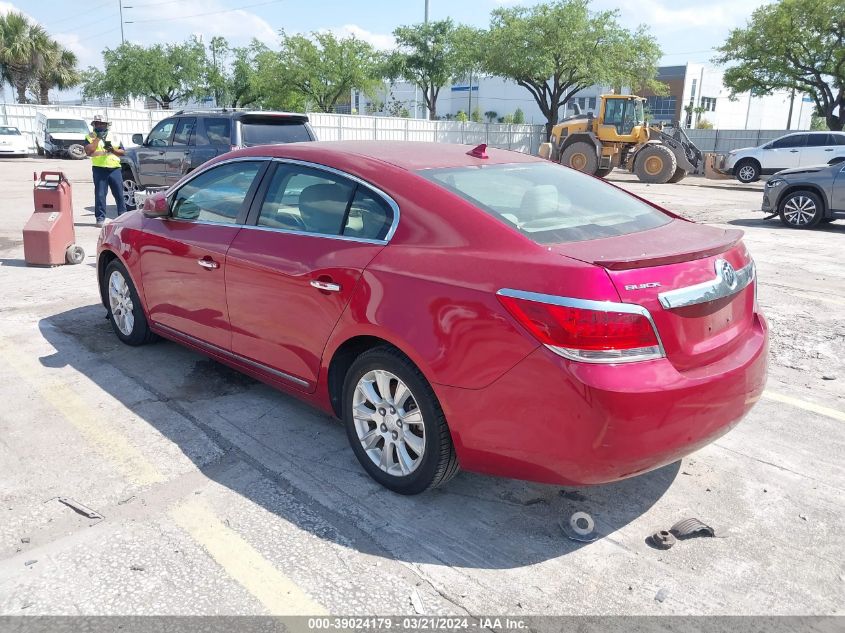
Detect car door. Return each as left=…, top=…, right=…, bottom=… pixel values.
left=761, top=133, right=806, bottom=172
left=832, top=165, right=845, bottom=212
left=164, top=117, right=197, bottom=184
left=137, top=118, right=176, bottom=187
left=225, top=161, right=396, bottom=391
left=138, top=159, right=268, bottom=350
left=800, top=133, right=837, bottom=166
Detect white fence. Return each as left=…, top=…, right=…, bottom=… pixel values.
left=0, top=103, right=804, bottom=159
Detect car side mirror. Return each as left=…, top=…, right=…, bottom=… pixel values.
left=131, top=133, right=144, bottom=145
left=143, top=192, right=170, bottom=218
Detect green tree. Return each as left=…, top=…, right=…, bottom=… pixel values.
left=484, top=110, right=498, bottom=122
left=715, top=0, right=845, bottom=130
left=389, top=19, right=467, bottom=119
left=0, top=11, right=51, bottom=103
left=481, top=0, right=662, bottom=138
left=33, top=40, right=80, bottom=104
left=811, top=114, right=828, bottom=130
left=455, top=110, right=468, bottom=122
left=512, top=107, right=525, bottom=124
left=278, top=30, right=381, bottom=113
left=82, top=38, right=206, bottom=109
left=250, top=44, right=306, bottom=112
left=470, top=106, right=482, bottom=122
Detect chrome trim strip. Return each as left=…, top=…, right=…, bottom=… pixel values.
left=237, top=223, right=388, bottom=245
left=496, top=288, right=666, bottom=363
left=154, top=323, right=311, bottom=388
left=658, top=259, right=755, bottom=309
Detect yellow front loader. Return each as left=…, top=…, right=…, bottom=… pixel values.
left=539, top=94, right=703, bottom=184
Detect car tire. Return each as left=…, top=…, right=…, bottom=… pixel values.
left=104, top=259, right=155, bottom=346
left=68, top=144, right=86, bottom=160
left=560, top=142, right=598, bottom=175
left=342, top=346, right=459, bottom=495
left=595, top=167, right=613, bottom=178
left=634, top=145, right=677, bottom=183
left=734, top=160, right=760, bottom=184
left=65, top=244, right=85, bottom=265
left=36, top=145, right=44, bottom=157
left=779, top=190, right=824, bottom=229
left=123, top=172, right=138, bottom=210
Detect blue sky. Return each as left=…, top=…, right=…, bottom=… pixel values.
left=1, top=0, right=770, bottom=80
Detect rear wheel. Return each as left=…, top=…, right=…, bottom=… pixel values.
left=343, top=347, right=459, bottom=494
left=560, top=141, right=598, bottom=175
left=735, top=160, right=760, bottom=184
left=595, top=167, right=613, bottom=178
left=779, top=190, right=823, bottom=229
left=668, top=167, right=688, bottom=183
left=634, top=145, right=677, bottom=183
left=104, top=259, right=154, bottom=345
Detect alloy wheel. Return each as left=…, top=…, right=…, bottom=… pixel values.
left=737, top=165, right=756, bottom=182
left=108, top=270, right=135, bottom=336
left=352, top=369, right=426, bottom=477
left=123, top=179, right=137, bottom=208
left=783, top=196, right=817, bottom=226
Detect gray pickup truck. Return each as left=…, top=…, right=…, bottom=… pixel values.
left=121, top=110, right=315, bottom=208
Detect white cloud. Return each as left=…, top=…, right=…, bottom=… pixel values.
left=0, top=1, right=33, bottom=20
left=325, top=24, right=395, bottom=50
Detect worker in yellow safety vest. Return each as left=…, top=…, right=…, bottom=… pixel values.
left=84, top=115, right=126, bottom=228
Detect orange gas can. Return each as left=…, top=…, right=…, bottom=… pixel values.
left=23, top=171, right=84, bottom=266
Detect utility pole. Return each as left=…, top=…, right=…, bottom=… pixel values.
left=425, top=0, right=429, bottom=23
left=786, top=88, right=795, bottom=130
left=119, top=0, right=125, bottom=44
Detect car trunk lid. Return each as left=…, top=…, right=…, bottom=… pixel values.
left=551, top=221, right=756, bottom=371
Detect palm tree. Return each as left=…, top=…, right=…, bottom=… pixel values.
left=0, top=11, right=51, bottom=103
left=34, top=40, right=80, bottom=104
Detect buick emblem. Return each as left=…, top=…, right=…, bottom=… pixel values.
left=717, top=259, right=737, bottom=289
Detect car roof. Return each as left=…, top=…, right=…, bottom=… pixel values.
left=231, top=140, right=543, bottom=171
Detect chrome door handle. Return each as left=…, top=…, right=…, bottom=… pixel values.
left=825, top=148, right=834, bottom=151
left=789, top=149, right=799, bottom=153
left=310, top=280, right=341, bottom=292
left=197, top=258, right=219, bottom=270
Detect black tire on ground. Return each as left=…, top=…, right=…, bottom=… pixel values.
left=778, top=190, right=824, bottom=229
left=668, top=167, right=688, bottom=183
left=821, top=217, right=835, bottom=224
left=560, top=141, right=599, bottom=175
left=123, top=171, right=138, bottom=210
left=595, top=167, right=613, bottom=178
left=36, top=145, right=44, bottom=156
left=65, top=245, right=85, bottom=265
left=342, top=346, right=459, bottom=495
left=734, top=159, right=760, bottom=184
left=104, top=259, right=155, bottom=346
left=633, top=145, right=677, bottom=184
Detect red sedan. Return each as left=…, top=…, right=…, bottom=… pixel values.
left=97, top=141, right=768, bottom=494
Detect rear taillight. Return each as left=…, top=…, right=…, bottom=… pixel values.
left=497, top=289, right=663, bottom=363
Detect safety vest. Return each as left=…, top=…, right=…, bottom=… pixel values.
left=85, top=134, right=121, bottom=169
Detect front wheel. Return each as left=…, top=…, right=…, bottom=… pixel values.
left=634, top=145, right=677, bottom=183
left=560, top=141, right=598, bottom=175
left=343, top=347, right=459, bottom=494
left=123, top=173, right=138, bottom=210
left=779, top=191, right=823, bottom=229
left=735, top=160, right=760, bottom=184
left=104, top=259, right=154, bottom=345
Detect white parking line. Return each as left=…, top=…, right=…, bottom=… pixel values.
left=763, top=390, right=845, bottom=423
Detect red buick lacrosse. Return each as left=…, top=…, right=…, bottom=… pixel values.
left=97, top=141, right=767, bottom=494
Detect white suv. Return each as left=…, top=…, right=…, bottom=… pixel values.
left=721, top=131, right=845, bottom=183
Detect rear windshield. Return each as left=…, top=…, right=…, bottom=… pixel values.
left=46, top=119, right=89, bottom=134
left=0, top=126, right=21, bottom=135
left=240, top=118, right=312, bottom=145
left=422, top=162, right=671, bottom=244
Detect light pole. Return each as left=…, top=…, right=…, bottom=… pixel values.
left=119, top=0, right=125, bottom=44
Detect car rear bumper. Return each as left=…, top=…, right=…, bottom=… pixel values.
left=438, top=312, right=768, bottom=486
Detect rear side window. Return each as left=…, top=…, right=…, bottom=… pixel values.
left=240, top=117, right=312, bottom=145
left=422, top=162, right=671, bottom=244
left=172, top=161, right=262, bottom=224
left=204, top=118, right=231, bottom=145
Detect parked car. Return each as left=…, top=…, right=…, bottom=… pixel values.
left=0, top=125, right=35, bottom=156
left=720, top=131, right=845, bottom=183
left=97, top=141, right=768, bottom=494
left=34, top=112, right=90, bottom=159
left=121, top=110, right=316, bottom=210
left=762, top=159, right=845, bottom=228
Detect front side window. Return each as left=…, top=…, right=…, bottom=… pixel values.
left=147, top=119, right=175, bottom=147
left=172, top=118, right=197, bottom=146
left=171, top=161, right=262, bottom=224
left=422, top=162, right=671, bottom=244
left=771, top=134, right=806, bottom=149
